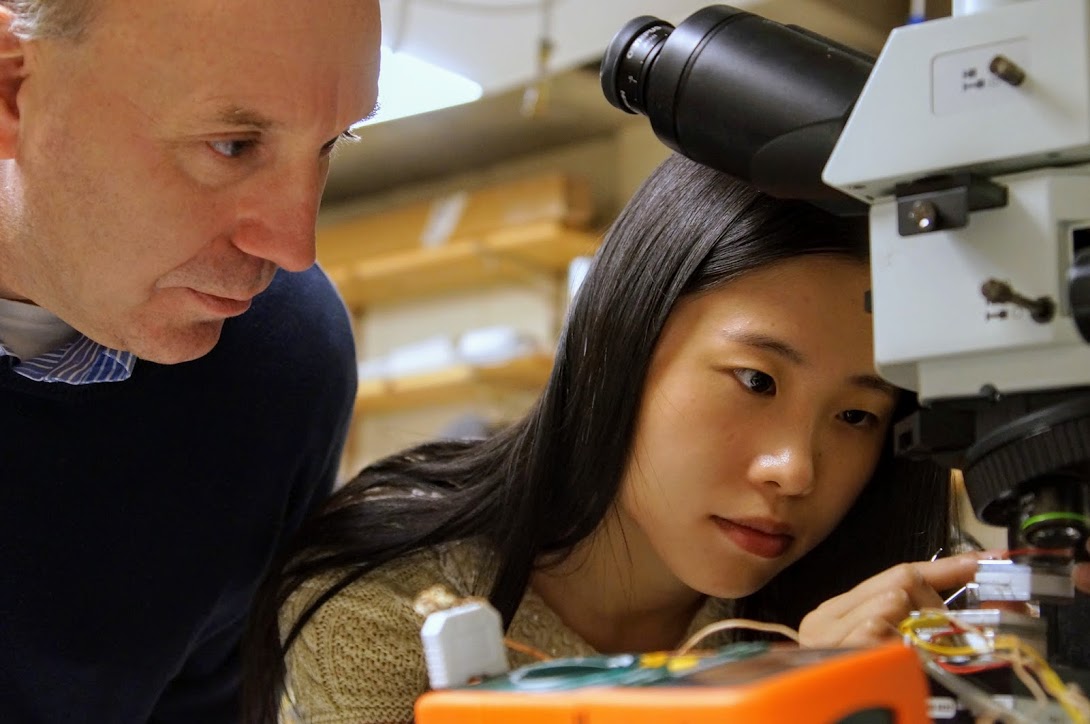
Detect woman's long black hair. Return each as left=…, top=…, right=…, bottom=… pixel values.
left=243, top=154, right=952, bottom=722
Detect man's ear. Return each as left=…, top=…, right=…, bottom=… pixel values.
left=0, top=6, right=27, bottom=160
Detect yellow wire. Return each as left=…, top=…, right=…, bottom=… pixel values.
left=994, top=646, right=1049, bottom=711
left=994, top=637, right=1089, bottom=724
left=900, top=610, right=1090, bottom=724
left=898, top=611, right=981, bottom=657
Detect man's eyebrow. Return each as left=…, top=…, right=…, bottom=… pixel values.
left=212, top=107, right=277, bottom=131
left=208, top=105, right=379, bottom=136
left=721, top=330, right=899, bottom=399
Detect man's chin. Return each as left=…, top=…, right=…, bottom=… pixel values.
left=126, top=322, right=225, bottom=364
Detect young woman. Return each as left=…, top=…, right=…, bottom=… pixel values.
left=244, top=154, right=975, bottom=723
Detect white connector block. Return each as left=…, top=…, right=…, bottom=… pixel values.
left=420, top=601, right=509, bottom=689
left=974, top=559, right=1075, bottom=602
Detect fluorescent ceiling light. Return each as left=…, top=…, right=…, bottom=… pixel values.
left=356, top=47, right=484, bottom=126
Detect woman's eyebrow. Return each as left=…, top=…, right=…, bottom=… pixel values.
left=721, top=329, right=899, bottom=399
left=720, top=330, right=805, bottom=364
left=849, top=373, right=900, bottom=400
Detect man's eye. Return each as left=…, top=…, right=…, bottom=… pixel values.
left=208, top=139, right=255, bottom=159
left=733, top=368, right=776, bottom=395
left=321, top=130, right=359, bottom=157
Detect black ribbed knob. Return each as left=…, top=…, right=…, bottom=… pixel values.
left=1067, top=249, right=1090, bottom=342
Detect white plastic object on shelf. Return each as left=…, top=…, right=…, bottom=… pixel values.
left=420, top=600, right=509, bottom=689
left=357, top=356, right=388, bottom=382
left=385, top=335, right=458, bottom=379
left=420, top=191, right=469, bottom=248
left=457, top=325, right=540, bottom=366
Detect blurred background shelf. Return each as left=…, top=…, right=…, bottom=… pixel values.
left=326, top=221, right=599, bottom=308
left=355, top=354, right=554, bottom=414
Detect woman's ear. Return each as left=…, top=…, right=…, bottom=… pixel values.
left=0, top=6, right=27, bottom=159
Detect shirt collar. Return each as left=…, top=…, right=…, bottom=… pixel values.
left=0, top=334, right=135, bottom=384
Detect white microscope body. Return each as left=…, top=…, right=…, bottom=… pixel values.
left=825, top=0, right=1090, bottom=404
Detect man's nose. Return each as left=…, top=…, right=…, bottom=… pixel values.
left=230, top=166, right=324, bottom=272
left=747, top=428, right=818, bottom=497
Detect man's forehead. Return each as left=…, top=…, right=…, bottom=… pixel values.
left=88, top=0, right=381, bottom=57
left=85, top=0, right=381, bottom=133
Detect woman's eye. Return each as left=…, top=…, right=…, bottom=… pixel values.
left=840, top=409, right=878, bottom=427
left=733, top=368, right=776, bottom=395
left=208, top=139, right=255, bottom=159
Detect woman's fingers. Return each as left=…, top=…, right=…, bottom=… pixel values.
left=1075, top=561, right=1090, bottom=594
left=817, top=553, right=982, bottom=621
left=916, top=552, right=992, bottom=595
left=798, top=552, right=986, bottom=648
left=1074, top=539, right=1090, bottom=594
left=800, top=587, right=912, bottom=648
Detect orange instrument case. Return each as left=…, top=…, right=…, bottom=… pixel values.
left=415, top=640, right=930, bottom=724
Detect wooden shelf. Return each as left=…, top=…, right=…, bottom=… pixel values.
left=355, top=354, right=553, bottom=414
left=325, top=220, right=599, bottom=308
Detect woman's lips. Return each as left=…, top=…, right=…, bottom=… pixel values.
left=713, top=516, right=794, bottom=559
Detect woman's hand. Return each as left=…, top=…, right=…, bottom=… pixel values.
left=797, top=552, right=984, bottom=648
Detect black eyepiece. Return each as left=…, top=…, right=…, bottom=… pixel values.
left=600, top=16, right=674, bottom=115
left=599, top=5, right=874, bottom=214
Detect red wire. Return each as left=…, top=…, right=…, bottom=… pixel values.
left=1002, top=547, right=1073, bottom=559
left=937, top=660, right=1011, bottom=675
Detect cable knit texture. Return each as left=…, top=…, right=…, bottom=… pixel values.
left=280, top=539, right=734, bottom=723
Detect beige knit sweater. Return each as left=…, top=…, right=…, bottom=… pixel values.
left=280, top=539, right=734, bottom=724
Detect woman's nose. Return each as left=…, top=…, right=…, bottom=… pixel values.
left=747, top=435, right=817, bottom=497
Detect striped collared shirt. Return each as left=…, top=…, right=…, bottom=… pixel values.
left=0, top=335, right=136, bottom=384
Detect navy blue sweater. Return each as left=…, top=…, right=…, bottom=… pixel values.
left=0, top=266, right=357, bottom=723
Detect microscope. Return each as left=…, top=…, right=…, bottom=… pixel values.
left=598, top=0, right=1090, bottom=717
